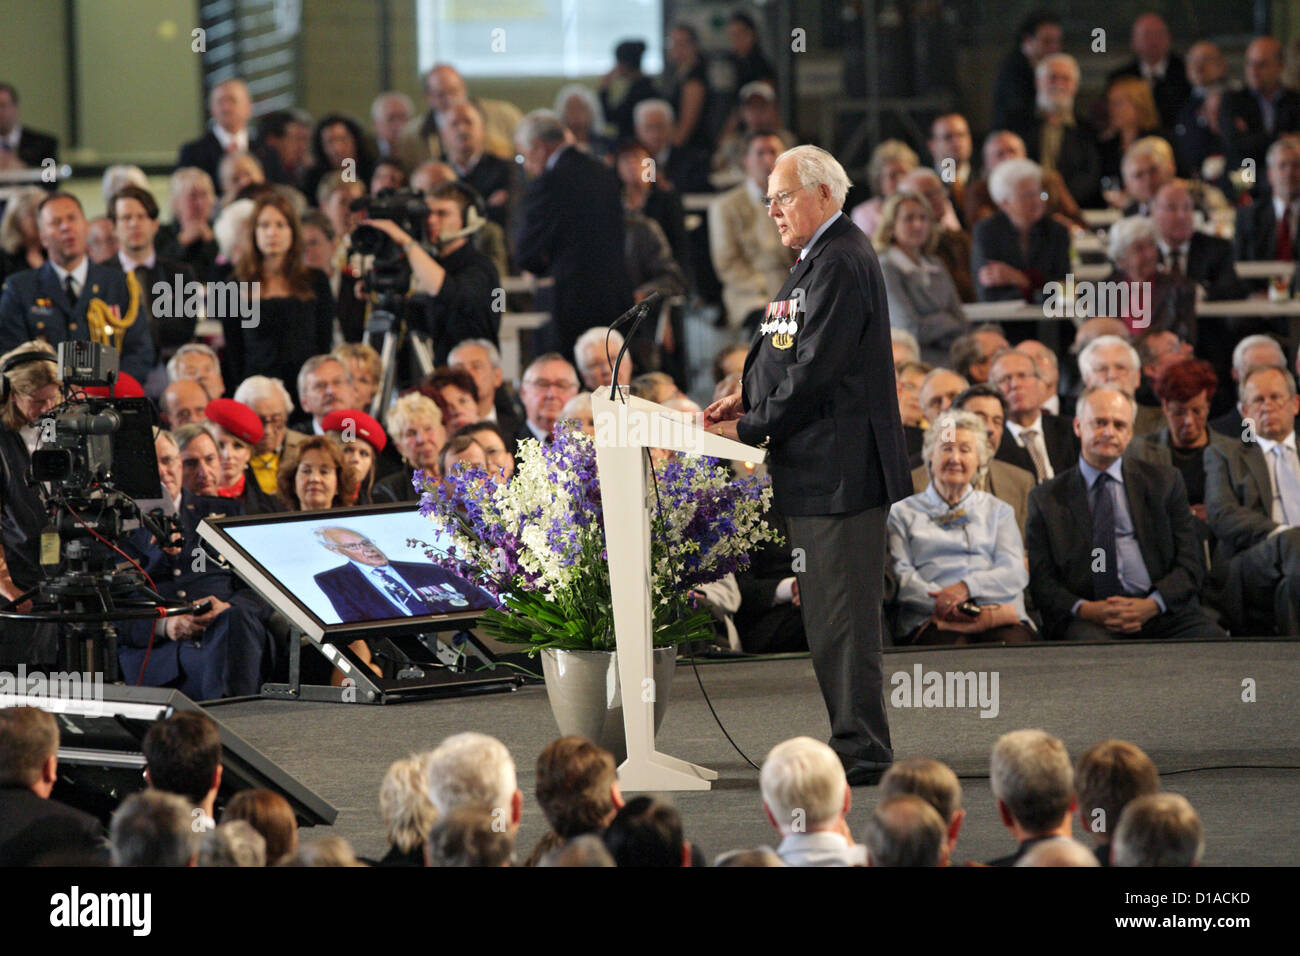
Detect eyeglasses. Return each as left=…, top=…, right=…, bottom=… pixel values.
left=335, top=539, right=375, bottom=551
left=762, top=183, right=817, bottom=210
left=523, top=379, right=578, bottom=393
left=258, top=414, right=287, bottom=427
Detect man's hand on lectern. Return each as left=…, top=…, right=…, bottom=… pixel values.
left=703, top=392, right=743, bottom=427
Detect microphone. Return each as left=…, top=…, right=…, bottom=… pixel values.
left=428, top=217, right=485, bottom=253
left=609, top=291, right=666, bottom=399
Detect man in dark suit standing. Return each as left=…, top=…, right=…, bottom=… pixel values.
left=1106, top=13, right=1192, bottom=134
left=514, top=110, right=633, bottom=362
left=1005, top=54, right=1103, bottom=208
left=1234, top=135, right=1300, bottom=262
left=176, top=79, right=254, bottom=186
left=0, top=193, right=153, bottom=381
left=1025, top=386, right=1222, bottom=639
left=704, top=145, right=911, bottom=786
left=990, top=12, right=1062, bottom=131
left=0, top=82, right=59, bottom=170
left=312, top=526, right=495, bottom=622
left=1219, top=37, right=1300, bottom=175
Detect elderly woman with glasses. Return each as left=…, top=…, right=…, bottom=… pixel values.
left=887, top=410, right=1035, bottom=645
left=373, top=392, right=447, bottom=503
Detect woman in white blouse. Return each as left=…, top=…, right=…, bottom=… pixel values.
left=887, top=410, right=1035, bottom=645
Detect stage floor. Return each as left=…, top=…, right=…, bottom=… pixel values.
left=210, top=640, right=1300, bottom=865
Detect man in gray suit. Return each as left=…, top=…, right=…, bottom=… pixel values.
left=1205, top=365, right=1300, bottom=634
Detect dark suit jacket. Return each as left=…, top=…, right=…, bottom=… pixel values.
left=458, top=153, right=516, bottom=229
left=314, top=559, right=494, bottom=623
left=991, top=49, right=1036, bottom=131
left=1204, top=438, right=1280, bottom=565
left=1025, top=458, right=1205, bottom=639
left=15, top=127, right=59, bottom=169
left=1220, top=86, right=1300, bottom=172
left=1002, top=412, right=1080, bottom=479
left=1175, top=232, right=1247, bottom=301
left=736, top=213, right=911, bottom=516
left=1174, top=90, right=1226, bottom=178
left=1209, top=406, right=1244, bottom=440
left=1234, top=191, right=1299, bottom=262
left=971, top=212, right=1071, bottom=302
left=514, top=147, right=632, bottom=359
left=104, top=255, right=199, bottom=353
left=0, top=261, right=155, bottom=381
left=371, top=466, right=419, bottom=503
left=0, top=787, right=105, bottom=866
left=177, top=129, right=229, bottom=186
left=1005, top=111, right=1104, bottom=207
left=1107, top=55, right=1192, bottom=133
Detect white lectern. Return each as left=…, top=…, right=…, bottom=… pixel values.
left=591, top=385, right=766, bottom=791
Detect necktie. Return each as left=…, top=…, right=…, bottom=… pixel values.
left=64, top=273, right=78, bottom=307
left=1273, top=445, right=1300, bottom=525
left=1168, top=249, right=1183, bottom=277
left=1277, top=207, right=1294, bottom=261
left=375, top=566, right=418, bottom=612
left=1091, top=473, right=1123, bottom=599
left=135, top=265, right=154, bottom=324
left=1021, top=427, right=1049, bottom=482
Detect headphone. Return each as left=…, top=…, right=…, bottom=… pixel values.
left=0, top=348, right=57, bottom=404
left=429, top=182, right=488, bottom=250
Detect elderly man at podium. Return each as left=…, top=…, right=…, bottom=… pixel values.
left=705, top=144, right=912, bottom=787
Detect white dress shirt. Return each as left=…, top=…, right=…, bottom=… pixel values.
left=1005, top=414, right=1054, bottom=480
left=798, top=210, right=842, bottom=261
left=50, top=257, right=89, bottom=300
left=212, top=124, right=250, bottom=154
left=1253, top=430, right=1300, bottom=530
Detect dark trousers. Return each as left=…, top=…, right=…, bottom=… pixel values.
left=1062, top=604, right=1227, bottom=640
left=787, top=506, right=892, bottom=766
left=1226, top=528, right=1300, bottom=635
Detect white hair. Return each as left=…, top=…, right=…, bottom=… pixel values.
left=213, top=197, right=255, bottom=260
left=370, top=90, right=414, bottom=124
left=449, top=338, right=502, bottom=370
left=922, top=409, right=992, bottom=481
left=102, top=165, right=148, bottom=207
left=776, top=144, right=852, bottom=208
left=1036, top=52, right=1080, bottom=84
left=233, top=374, right=294, bottom=414
left=1078, top=335, right=1141, bottom=385
left=1231, top=333, right=1286, bottom=381
left=1015, top=836, right=1101, bottom=868
left=169, top=166, right=216, bottom=217
left=514, top=109, right=567, bottom=149
left=560, top=391, right=593, bottom=421
left=574, top=326, right=624, bottom=368
left=891, top=327, right=921, bottom=363
left=633, top=98, right=675, bottom=129
left=554, top=83, right=605, bottom=131
left=1107, top=215, right=1159, bottom=263
left=166, top=342, right=220, bottom=384
left=988, top=158, right=1043, bottom=205
left=760, top=736, right=847, bottom=833
left=424, top=732, right=516, bottom=817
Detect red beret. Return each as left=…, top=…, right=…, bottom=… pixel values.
left=205, top=398, right=264, bottom=446
left=321, top=408, right=388, bottom=452
left=83, top=372, right=145, bottom=399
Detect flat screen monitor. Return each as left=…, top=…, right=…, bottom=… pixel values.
left=196, top=502, right=497, bottom=642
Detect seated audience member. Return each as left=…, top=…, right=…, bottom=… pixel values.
left=1107, top=13, right=1191, bottom=133
left=574, top=326, right=633, bottom=393
left=255, top=107, right=313, bottom=187
left=875, top=191, right=967, bottom=366
left=1061, top=317, right=1132, bottom=404
left=732, top=503, right=808, bottom=654
left=539, top=834, right=617, bottom=867
left=221, top=789, right=298, bottom=866
left=277, top=434, right=357, bottom=511
left=948, top=324, right=1009, bottom=384
left=1235, top=135, right=1300, bottom=263
left=1175, top=41, right=1230, bottom=179
left=397, top=63, right=523, bottom=169
left=760, top=737, right=863, bottom=865
left=161, top=378, right=209, bottom=430
left=631, top=371, right=680, bottom=404
left=971, top=158, right=1070, bottom=303
left=205, top=398, right=278, bottom=513
left=1015, top=836, right=1101, bottom=867
left=373, top=755, right=437, bottom=867
left=86, top=216, right=118, bottom=265
left=109, top=791, right=199, bottom=867
left=322, top=408, right=387, bottom=504
left=1120, top=138, right=1228, bottom=222
left=199, top=821, right=265, bottom=867
left=1074, top=739, right=1160, bottom=867
left=991, top=11, right=1062, bottom=131
left=0, top=707, right=105, bottom=866
left=891, top=327, right=921, bottom=369
left=864, top=795, right=948, bottom=867
left=234, top=375, right=307, bottom=498
left=282, top=836, right=365, bottom=867
left=912, top=384, right=1035, bottom=535
left=990, top=348, right=1078, bottom=481
left=449, top=338, right=524, bottom=441
left=604, top=795, right=692, bottom=867
left=1209, top=335, right=1286, bottom=437
left=851, top=139, right=920, bottom=239
left=1205, top=365, right=1300, bottom=635
left=615, top=137, right=688, bottom=267
left=896, top=360, right=928, bottom=458
left=1106, top=216, right=1197, bottom=345
left=0, top=187, right=48, bottom=283
left=363, top=182, right=500, bottom=365
left=317, top=173, right=365, bottom=248
left=1079, top=334, right=1164, bottom=436
left=425, top=732, right=523, bottom=837
left=526, top=736, right=624, bottom=866
left=217, top=151, right=266, bottom=211
left=373, top=392, right=446, bottom=502
left=556, top=83, right=613, bottom=158
left=156, top=167, right=220, bottom=280
left=177, top=78, right=253, bottom=184
left=1151, top=180, right=1244, bottom=300
left=623, top=204, right=687, bottom=330
left=332, top=342, right=382, bottom=412
left=1126, top=359, right=1233, bottom=547
left=302, top=113, right=375, bottom=209
left=632, top=98, right=708, bottom=196
left=1026, top=386, right=1222, bottom=640
left=0, top=192, right=153, bottom=380
left=425, top=805, right=514, bottom=867
left=142, top=712, right=222, bottom=821
left=442, top=101, right=514, bottom=225
left=369, top=158, right=406, bottom=195
left=1098, top=81, right=1167, bottom=196
left=965, top=130, right=1084, bottom=230
left=516, top=353, right=581, bottom=447
left=438, top=433, right=489, bottom=491
left=899, top=167, right=976, bottom=302
left=1006, top=53, right=1103, bottom=207
left=211, top=197, right=255, bottom=278
left=368, top=92, right=412, bottom=164
left=713, top=847, right=785, bottom=867
left=226, top=192, right=334, bottom=403
left=1219, top=37, right=1300, bottom=175
left=987, top=729, right=1076, bottom=866
left=889, top=410, right=1033, bottom=644
left=927, top=113, right=974, bottom=227
left=1017, top=339, right=1066, bottom=416
left=295, top=354, right=357, bottom=435
left=711, top=81, right=793, bottom=180
left=169, top=342, right=226, bottom=399
left=456, top=421, right=515, bottom=483
left=918, top=367, right=968, bottom=427
left=1112, top=793, right=1204, bottom=867
left=880, top=758, right=966, bottom=865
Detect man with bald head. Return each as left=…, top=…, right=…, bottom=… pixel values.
left=1205, top=365, right=1300, bottom=634
left=1221, top=37, right=1300, bottom=173
left=177, top=78, right=254, bottom=186
left=160, top=379, right=209, bottom=431
left=1107, top=13, right=1191, bottom=132
left=1026, top=385, right=1221, bottom=639
left=396, top=64, right=522, bottom=169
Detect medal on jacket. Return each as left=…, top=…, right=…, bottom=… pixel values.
left=760, top=297, right=798, bottom=350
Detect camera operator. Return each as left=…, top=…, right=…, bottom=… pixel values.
left=359, top=182, right=500, bottom=366
left=0, top=341, right=60, bottom=664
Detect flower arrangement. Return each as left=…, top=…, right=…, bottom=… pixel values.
left=412, top=423, right=780, bottom=653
